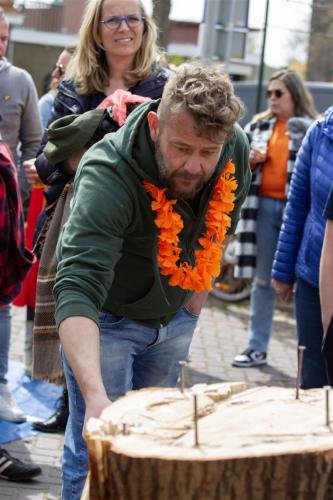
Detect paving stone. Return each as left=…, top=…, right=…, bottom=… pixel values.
left=1, top=299, right=298, bottom=498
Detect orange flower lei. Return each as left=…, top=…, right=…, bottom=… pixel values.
left=143, top=160, right=238, bottom=292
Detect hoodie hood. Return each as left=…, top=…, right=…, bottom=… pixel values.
left=0, top=57, right=11, bottom=73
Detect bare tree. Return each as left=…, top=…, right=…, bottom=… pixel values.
left=152, top=0, right=171, bottom=50
left=307, top=0, right=333, bottom=81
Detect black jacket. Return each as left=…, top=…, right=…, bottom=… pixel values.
left=35, top=64, right=169, bottom=203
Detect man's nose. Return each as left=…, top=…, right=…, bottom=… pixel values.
left=183, top=155, right=202, bottom=174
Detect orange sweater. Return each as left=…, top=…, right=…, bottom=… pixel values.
left=259, top=118, right=288, bottom=199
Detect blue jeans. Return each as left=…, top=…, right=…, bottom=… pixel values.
left=61, top=307, right=198, bottom=500
left=0, top=304, right=11, bottom=384
left=295, top=278, right=328, bottom=389
left=249, top=197, right=285, bottom=353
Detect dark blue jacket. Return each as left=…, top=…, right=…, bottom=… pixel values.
left=35, top=64, right=169, bottom=200
left=272, top=106, right=333, bottom=287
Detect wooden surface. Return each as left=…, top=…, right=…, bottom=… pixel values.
left=84, top=384, right=333, bottom=500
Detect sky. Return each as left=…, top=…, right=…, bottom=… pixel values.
left=141, top=0, right=313, bottom=67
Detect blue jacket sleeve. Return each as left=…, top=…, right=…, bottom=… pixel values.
left=272, top=124, right=318, bottom=283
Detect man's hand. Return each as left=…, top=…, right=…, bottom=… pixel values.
left=272, top=279, right=293, bottom=303
left=23, top=159, right=40, bottom=185
left=84, top=392, right=112, bottom=433
left=59, top=316, right=110, bottom=433
left=185, top=291, right=209, bottom=316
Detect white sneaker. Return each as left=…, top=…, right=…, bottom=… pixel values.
left=232, top=348, right=267, bottom=368
left=0, top=383, right=26, bottom=423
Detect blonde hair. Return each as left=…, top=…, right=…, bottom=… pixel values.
left=158, top=62, right=244, bottom=142
left=256, top=69, right=318, bottom=121
left=65, top=0, right=161, bottom=94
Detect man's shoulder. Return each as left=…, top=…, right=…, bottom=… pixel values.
left=2, top=63, right=33, bottom=83
left=233, top=122, right=250, bottom=149
left=5, top=63, right=29, bottom=75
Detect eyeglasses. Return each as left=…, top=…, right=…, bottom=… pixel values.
left=54, top=63, right=65, bottom=76
left=266, top=89, right=285, bottom=99
left=101, top=14, right=144, bottom=31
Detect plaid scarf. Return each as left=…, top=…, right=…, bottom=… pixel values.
left=0, top=141, right=34, bottom=305
left=234, top=115, right=312, bottom=279
left=32, top=182, right=73, bottom=383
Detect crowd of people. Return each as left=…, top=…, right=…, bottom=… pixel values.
left=0, top=0, right=332, bottom=496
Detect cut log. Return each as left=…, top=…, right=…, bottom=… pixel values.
left=84, top=384, right=333, bottom=500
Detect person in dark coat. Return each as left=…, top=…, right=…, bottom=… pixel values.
left=31, top=0, right=170, bottom=435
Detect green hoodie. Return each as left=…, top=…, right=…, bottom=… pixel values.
left=54, top=100, right=251, bottom=329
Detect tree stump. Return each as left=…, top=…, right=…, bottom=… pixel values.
left=84, top=384, right=333, bottom=500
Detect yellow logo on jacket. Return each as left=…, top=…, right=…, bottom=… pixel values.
left=3, top=95, right=10, bottom=101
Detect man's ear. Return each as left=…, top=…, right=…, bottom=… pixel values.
left=147, top=111, right=159, bottom=143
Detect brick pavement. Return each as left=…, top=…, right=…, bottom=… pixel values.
left=1, top=297, right=297, bottom=499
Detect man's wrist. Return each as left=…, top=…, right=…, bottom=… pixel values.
left=84, top=385, right=108, bottom=404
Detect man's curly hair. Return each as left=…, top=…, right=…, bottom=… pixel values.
left=158, top=62, right=244, bottom=142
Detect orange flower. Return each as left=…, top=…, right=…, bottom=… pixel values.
left=143, top=160, right=238, bottom=292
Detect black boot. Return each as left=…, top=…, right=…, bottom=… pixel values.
left=32, top=388, right=69, bottom=433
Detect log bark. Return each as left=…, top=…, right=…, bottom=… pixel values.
left=84, top=384, right=333, bottom=500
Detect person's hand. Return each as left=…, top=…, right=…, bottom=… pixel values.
left=83, top=392, right=112, bottom=434
left=272, top=279, right=294, bottom=303
left=185, top=291, right=209, bottom=316
left=23, top=159, right=40, bottom=186
left=249, top=148, right=267, bottom=164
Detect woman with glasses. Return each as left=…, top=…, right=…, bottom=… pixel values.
left=31, top=0, right=169, bottom=440
left=35, top=0, right=168, bottom=186
left=232, top=69, right=317, bottom=369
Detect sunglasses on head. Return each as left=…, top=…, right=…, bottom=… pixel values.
left=266, top=89, right=285, bottom=99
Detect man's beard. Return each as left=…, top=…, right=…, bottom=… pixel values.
left=155, top=141, right=207, bottom=200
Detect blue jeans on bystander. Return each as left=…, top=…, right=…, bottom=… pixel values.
left=249, top=197, right=285, bottom=353
left=61, top=306, right=198, bottom=500
left=295, top=277, right=328, bottom=389
left=0, top=304, right=11, bottom=384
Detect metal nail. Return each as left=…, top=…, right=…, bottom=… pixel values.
left=296, top=345, right=306, bottom=400
left=194, top=394, right=199, bottom=447
left=122, top=423, right=128, bottom=435
left=179, top=361, right=186, bottom=394
left=324, top=385, right=331, bottom=427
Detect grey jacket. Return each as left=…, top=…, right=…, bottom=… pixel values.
left=0, top=58, right=42, bottom=166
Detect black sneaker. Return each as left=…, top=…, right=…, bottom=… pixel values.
left=0, top=448, right=42, bottom=481
left=232, top=348, right=267, bottom=367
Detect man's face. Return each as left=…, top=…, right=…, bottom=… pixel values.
left=148, top=110, right=224, bottom=200
left=0, top=18, right=9, bottom=59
